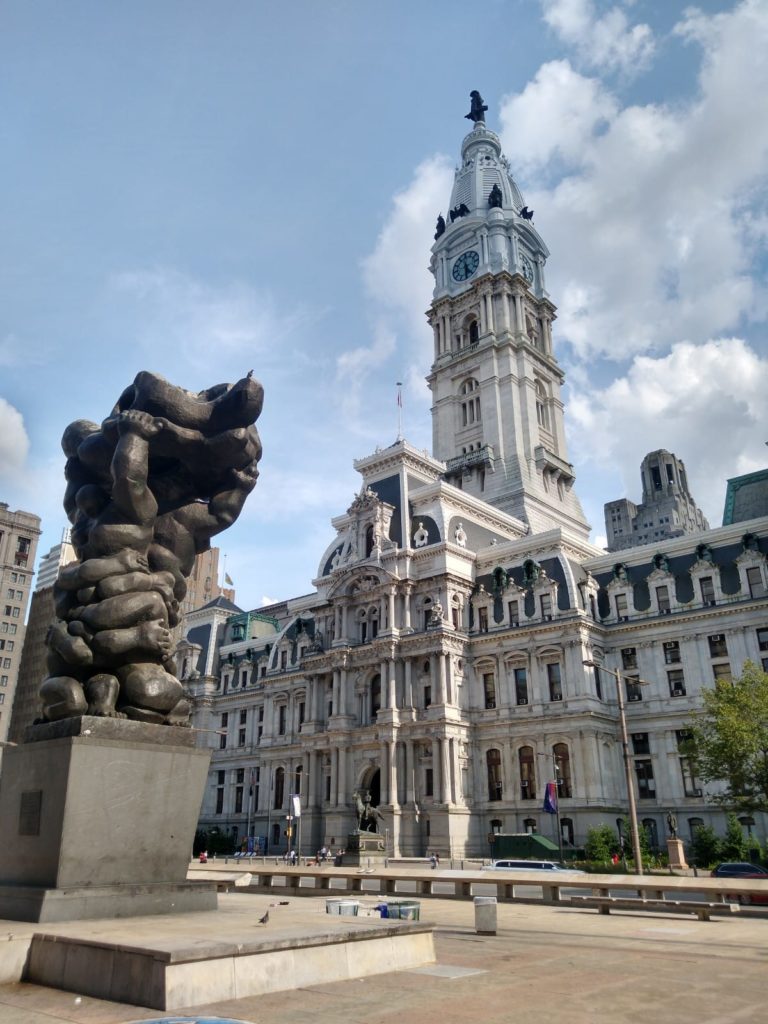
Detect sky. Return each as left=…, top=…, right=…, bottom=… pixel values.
left=1, top=0, right=767, bottom=611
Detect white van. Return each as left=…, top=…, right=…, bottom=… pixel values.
left=485, top=859, right=584, bottom=872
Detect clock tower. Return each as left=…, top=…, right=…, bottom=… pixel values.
left=426, top=97, right=590, bottom=540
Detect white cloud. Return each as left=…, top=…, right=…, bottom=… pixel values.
left=335, top=321, right=397, bottom=427
left=569, top=337, right=768, bottom=522
left=350, top=154, right=453, bottom=415
left=111, top=268, right=319, bottom=375
left=500, top=1, right=768, bottom=362
left=0, top=398, right=30, bottom=477
left=541, top=0, right=655, bottom=74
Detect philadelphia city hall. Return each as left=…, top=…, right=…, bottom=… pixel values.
left=179, top=98, right=768, bottom=858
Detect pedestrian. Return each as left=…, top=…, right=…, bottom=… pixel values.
left=199, top=850, right=208, bottom=864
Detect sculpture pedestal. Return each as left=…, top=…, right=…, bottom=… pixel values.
left=0, top=716, right=216, bottom=921
left=666, top=836, right=689, bottom=871
left=343, top=830, right=387, bottom=867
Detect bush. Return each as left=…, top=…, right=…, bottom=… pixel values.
left=721, top=814, right=749, bottom=861
left=585, top=824, right=618, bottom=863
left=689, top=824, right=721, bottom=869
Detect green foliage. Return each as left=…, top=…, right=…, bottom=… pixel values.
left=621, top=815, right=651, bottom=864
left=687, top=661, right=768, bottom=812
left=585, top=824, right=618, bottom=863
left=689, top=823, right=721, bottom=869
left=721, top=814, right=749, bottom=861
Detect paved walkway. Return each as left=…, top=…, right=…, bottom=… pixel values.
left=0, top=892, right=765, bottom=1024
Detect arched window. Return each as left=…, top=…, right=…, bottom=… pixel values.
left=486, top=748, right=503, bottom=801
left=535, top=380, right=550, bottom=430
left=274, top=767, right=285, bottom=810
left=560, top=817, right=574, bottom=846
left=482, top=668, right=496, bottom=709
left=369, top=606, right=379, bottom=639
left=365, top=524, right=375, bottom=557
left=519, top=746, right=536, bottom=800
left=490, top=818, right=503, bottom=834
left=469, top=319, right=479, bottom=346
left=642, top=818, right=658, bottom=850
left=688, top=816, right=704, bottom=840
left=459, top=379, right=481, bottom=426
left=553, top=743, right=572, bottom=798
left=523, top=817, right=537, bottom=834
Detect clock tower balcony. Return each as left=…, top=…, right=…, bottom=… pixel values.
left=444, top=444, right=496, bottom=483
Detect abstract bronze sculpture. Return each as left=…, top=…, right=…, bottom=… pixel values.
left=40, top=371, right=262, bottom=726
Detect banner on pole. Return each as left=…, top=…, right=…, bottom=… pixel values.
left=292, top=794, right=302, bottom=818
left=543, top=781, right=558, bottom=814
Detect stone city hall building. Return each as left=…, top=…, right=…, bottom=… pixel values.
left=178, top=105, right=768, bottom=858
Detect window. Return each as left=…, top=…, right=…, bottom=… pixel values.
left=535, top=381, right=549, bottom=430
left=656, top=586, right=670, bottom=613
left=621, top=648, right=637, bottom=670
left=215, top=770, right=225, bottom=815
left=0, top=677, right=7, bottom=686
left=2, top=659, right=10, bottom=669
left=273, top=767, right=287, bottom=809
left=469, top=319, right=479, bottom=346
left=238, top=728, right=246, bottom=746
left=257, top=706, right=264, bottom=743
left=0, top=692, right=4, bottom=703
left=747, top=567, right=767, bottom=598
left=240, top=669, right=248, bottom=687
left=424, top=684, right=432, bottom=708
left=676, top=732, right=701, bottom=796
left=460, top=379, right=481, bottom=426
left=278, top=705, right=287, bottom=735
left=615, top=593, right=628, bottom=618
left=219, top=712, right=228, bottom=749
left=508, top=600, right=519, bottom=626
left=540, top=594, right=552, bottom=619
left=514, top=667, right=529, bottom=705
left=758, top=628, right=768, bottom=652
left=425, top=768, right=434, bottom=797
left=519, top=746, right=536, bottom=799
left=547, top=663, right=562, bottom=701
left=239, top=710, right=247, bottom=725
left=478, top=607, right=488, bottom=632
left=663, top=641, right=681, bottom=664
left=625, top=676, right=642, bottom=702
left=632, top=733, right=650, bottom=755
left=371, top=674, right=381, bottom=717
left=486, top=748, right=503, bottom=801
left=668, top=669, right=686, bottom=697
left=592, top=664, right=603, bottom=701
left=235, top=769, right=244, bottom=813
left=280, top=650, right=287, bottom=670
left=483, top=672, right=496, bottom=709
left=700, top=576, right=716, bottom=605
left=708, top=634, right=727, bottom=658
left=634, top=759, right=655, bottom=799
left=554, top=743, right=572, bottom=798
left=713, top=663, right=732, bottom=683
left=298, top=701, right=305, bottom=727
left=252, top=767, right=260, bottom=807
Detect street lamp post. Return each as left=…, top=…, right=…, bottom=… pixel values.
left=537, top=751, right=565, bottom=865
left=583, top=659, right=646, bottom=876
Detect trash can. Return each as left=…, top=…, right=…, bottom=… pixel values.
left=326, top=898, right=360, bottom=916
left=386, top=899, right=421, bottom=920
left=474, top=895, right=497, bottom=935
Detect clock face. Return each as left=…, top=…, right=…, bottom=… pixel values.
left=452, top=250, right=480, bottom=282
left=520, top=254, right=534, bottom=283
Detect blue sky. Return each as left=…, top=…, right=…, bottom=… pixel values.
left=2, top=0, right=766, bottom=610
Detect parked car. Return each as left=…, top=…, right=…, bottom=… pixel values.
left=711, top=862, right=768, bottom=904
left=484, top=859, right=585, bottom=873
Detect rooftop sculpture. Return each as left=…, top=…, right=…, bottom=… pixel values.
left=41, top=371, right=263, bottom=727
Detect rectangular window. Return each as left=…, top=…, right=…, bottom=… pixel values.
left=235, top=786, right=244, bottom=814
left=592, top=664, right=603, bottom=701
left=0, top=640, right=4, bottom=650
left=508, top=600, right=519, bottom=626
left=241, top=670, right=248, bottom=687
left=239, top=709, right=247, bottom=725
left=219, top=712, right=228, bottom=749
left=278, top=705, right=287, bottom=734
left=0, top=693, right=4, bottom=703
left=238, top=728, right=246, bottom=746
left=713, top=663, right=732, bottom=683
left=298, top=701, right=306, bottom=726
left=547, top=663, right=562, bottom=701
left=540, top=594, right=552, bottom=619
left=280, top=650, right=287, bottom=670
left=11, top=607, right=19, bottom=618
left=632, top=733, right=650, bottom=755
left=656, top=586, right=670, bottom=613
left=615, top=593, right=628, bottom=618
left=5, top=590, right=11, bottom=600
left=634, top=759, right=655, bottom=799
left=668, top=669, right=686, bottom=697
left=425, top=768, right=434, bottom=797
left=700, top=576, right=715, bottom=604
left=758, top=628, right=768, bottom=652
left=483, top=672, right=496, bottom=709
left=708, top=634, right=727, bottom=658
left=478, top=607, right=488, bottom=633
left=424, top=684, right=432, bottom=708
left=514, top=667, right=529, bottom=705
left=747, top=567, right=767, bottom=598
left=621, top=647, right=637, bottom=670
left=2, top=659, right=9, bottom=669
left=0, top=676, right=7, bottom=686
left=3, top=606, right=10, bottom=617
left=663, top=641, right=681, bottom=664
left=625, top=676, right=642, bottom=702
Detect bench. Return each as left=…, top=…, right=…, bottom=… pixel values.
left=569, top=895, right=739, bottom=922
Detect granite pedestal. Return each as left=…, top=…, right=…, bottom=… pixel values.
left=343, top=829, right=387, bottom=867
left=0, top=716, right=217, bottom=921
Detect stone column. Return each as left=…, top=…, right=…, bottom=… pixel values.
left=441, top=737, right=452, bottom=804
left=432, top=737, right=442, bottom=803
left=388, top=588, right=396, bottom=632
left=405, top=740, right=416, bottom=803
left=380, top=741, right=389, bottom=804
left=388, top=740, right=398, bottom=807
left=331, top=747, right=339, bottom=807
left=338, top=666, right=347, bottom=717
left=308, top=749, right=319, bottom=808
left=404, top=657, right=414, bottom=708
left=337, top=745, right=347, bottom=808
left=332, top=669, right=340, bottom=717
left=437, top=652, right=447, bottom=705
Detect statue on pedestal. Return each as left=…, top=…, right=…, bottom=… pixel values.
left=354, top=790, right=385, bottom=833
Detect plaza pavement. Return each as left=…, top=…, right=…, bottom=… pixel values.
left=0, top=886, right=765, bottom=1024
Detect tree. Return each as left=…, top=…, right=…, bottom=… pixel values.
left=689, top=824, right=721, bottom=869
left=686, top=661, right=768, bottom=813
left=721, top=814, right=748, bottom=861
left=585, top=824, right=618, bottom=863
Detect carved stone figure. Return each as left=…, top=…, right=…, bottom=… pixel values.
left=40, top=371, right=263, bottom=727
left=666, top=812, right=678, bottom=838
left=488, top=183, right=502, bottom=208
left=465, top=90, right=488, bottom=124
left=434, top=214, right=446, bottom=239
left=413, top=522, right=429, bottom=548
left=454, top=522, right=467, bottom=547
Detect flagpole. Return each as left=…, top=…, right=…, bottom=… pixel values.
left=539, top=752, right=565, bottom=864
left=396, top=382, right=403, bottom=441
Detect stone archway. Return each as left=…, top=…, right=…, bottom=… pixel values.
left=360, top=767, right=381, bottom=808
